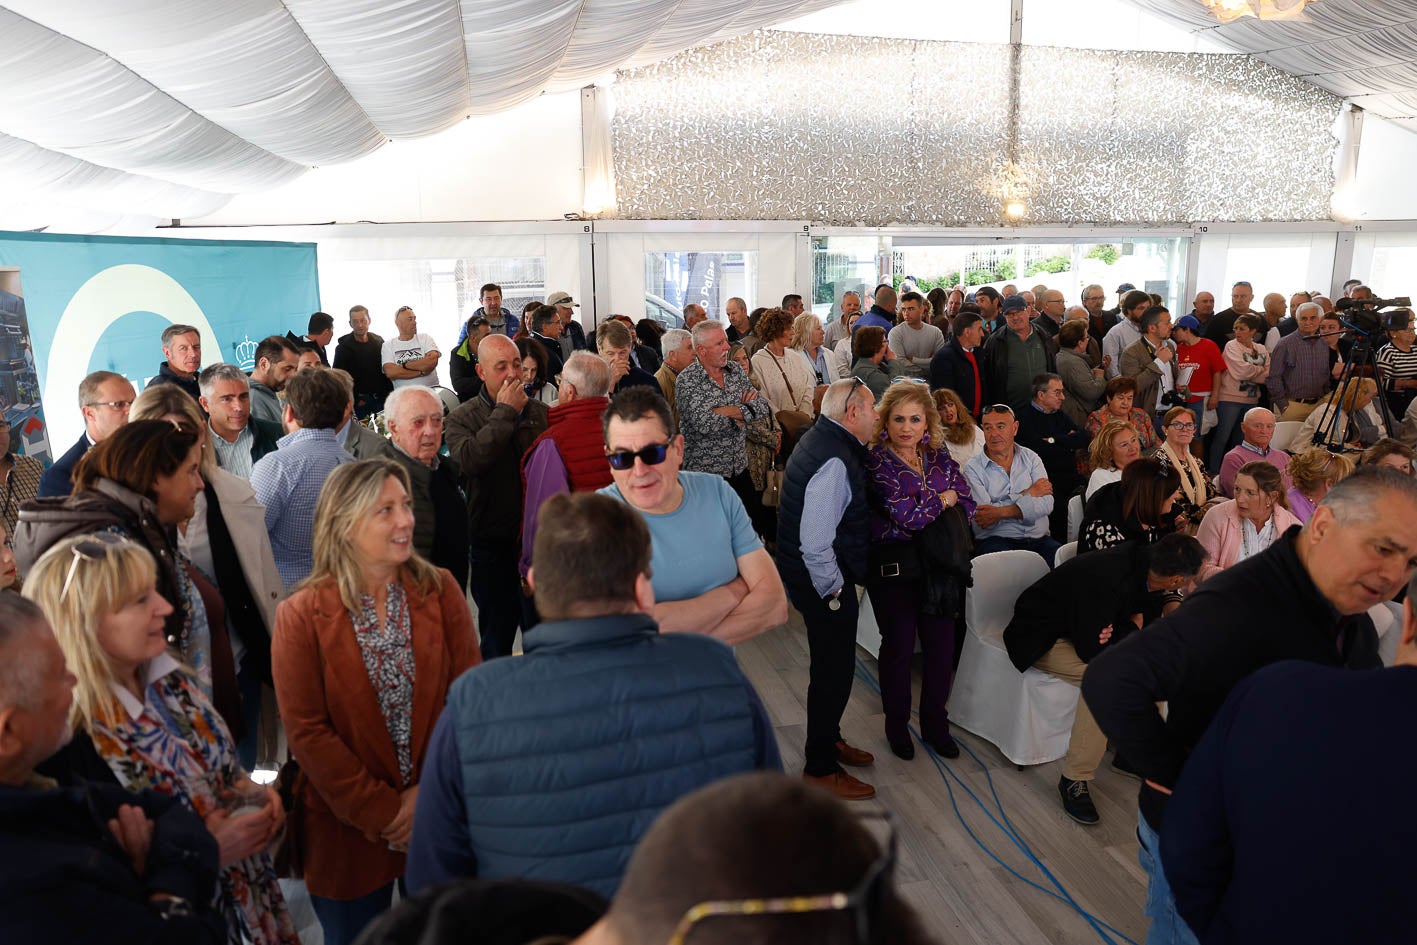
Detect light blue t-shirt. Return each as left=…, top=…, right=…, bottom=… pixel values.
left=599, top=471, right=761, bottom=603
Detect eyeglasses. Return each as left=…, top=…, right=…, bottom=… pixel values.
left=60, top=532, right=128, bottom=599
left=1233, top=281, right=1252, bottom=288
left=666, top=811, right=897, bottom=945
left=889, top=377, right=927, bottom=386
left=984, top=404, right=1015, bottom=417
left=606, top=443, right=671, bottom=470
left=1168, top=422, right=1196, bottom=431
left=85, top=400, right=134, bottom=411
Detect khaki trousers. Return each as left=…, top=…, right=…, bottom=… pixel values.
left=1279, top=400, right=1320, bottom=422
left=1033, top=639, right=1107, bottom=782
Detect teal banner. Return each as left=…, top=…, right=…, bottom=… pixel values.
left=0, top=231, right=319, bottom=460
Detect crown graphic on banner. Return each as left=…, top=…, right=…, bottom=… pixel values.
left=231, top=335, right=258, bottom=371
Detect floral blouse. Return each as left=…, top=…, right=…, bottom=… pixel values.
left=865, top=444, right=976, bottom=544
left=90, top=654, right=297, bottom=945
left=353, top=582, right=417, bottom=784
left=1085, top=405, right=1160, bottom=454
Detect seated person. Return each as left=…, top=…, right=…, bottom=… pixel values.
left=406, top=493, right=781, bottom=898
left=1085, top=419, right=1143, bottom=499
left=849, top=325, right=900, bottom=401
left=571, top=772, right=938, bottom=945
left=599, top=388, right=787, bottom=645
left=1359, top=437, right=1415, bottom=476
left=1196, top=460, right=1301, bottom=581
left=1004, top=535, right=1207, bottom=826
left=1016, top=373, right=1091, bottom=541
left=0, top=595, right=224, bottom=945
left=1080, top=457, right=1184, bottom=554
left=1152, top=405, right=1221, bottom=527
left=1299, top=377, right=1388, bottom=452
left=1217, top=408, right=1290, bottom=498
left=1285, top=446, right=1354, bottom=523
left=962, top=404, right=1059, bottom=563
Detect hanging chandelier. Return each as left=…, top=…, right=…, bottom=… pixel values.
left=1200, top=0, right=1319, bottom=23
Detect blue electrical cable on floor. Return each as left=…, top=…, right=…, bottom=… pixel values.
left=853, top=657, right=1141, bottom=945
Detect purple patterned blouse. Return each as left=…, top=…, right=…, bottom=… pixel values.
left=865, top=443, right=977, bottom=544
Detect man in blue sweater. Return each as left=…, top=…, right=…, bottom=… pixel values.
left=1160, top=593, right=1417, bottom=944
left=406, top=492, right=780, bottom=898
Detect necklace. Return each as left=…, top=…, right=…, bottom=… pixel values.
left=891, top=445, right=923, bottom=475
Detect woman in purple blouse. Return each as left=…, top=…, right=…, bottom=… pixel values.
left=864, top=381, right=975, bottom=761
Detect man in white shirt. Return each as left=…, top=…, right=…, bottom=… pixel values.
left=1102, top=289, right=1152, bottom=379
left=887, top=291, right=945, bottom=378
left=382, top=305, right=442, bottom=388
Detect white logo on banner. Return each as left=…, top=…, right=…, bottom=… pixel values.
left=44, top=264, right=221, bottom=448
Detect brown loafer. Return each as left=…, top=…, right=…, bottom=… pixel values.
left=836, top=740, right=875, bottom=767
left=803, top=770, right=876, bottom=801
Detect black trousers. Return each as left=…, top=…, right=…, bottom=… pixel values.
left=790, top=580, right=861, bottom=777
left=727, top=467, right=777, bottom=541
left=468, top=542, right=523, bottom=660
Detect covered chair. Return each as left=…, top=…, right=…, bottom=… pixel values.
left=948, top=550, right=1079, bottom=766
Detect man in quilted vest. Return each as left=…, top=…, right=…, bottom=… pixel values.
left=520, top=352, right=615, bottom=583
left=406, top=492, right=781, bottom=898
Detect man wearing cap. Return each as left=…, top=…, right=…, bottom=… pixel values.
left=982, top=295, right=1058, bottom=412
left=1203, top=281, right=1256, bottom=346
left=1172, top=314, right=1225, bottom=433
left=1105, top=282, right=1135, bottom=319
left=975, top=286, right=1005, bottom=333
left=547, top=291, right=587, bottom=358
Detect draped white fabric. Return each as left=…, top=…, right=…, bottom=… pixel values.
left=0, top=0, right=836, bottom=229
left=1131, top=0, right=1417, bottom=133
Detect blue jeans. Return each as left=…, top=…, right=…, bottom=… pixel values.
left=1137, top=815, right=1199, bottom=945
left=972, top=534, right=1060, bottom=568
left=311, top=881, right=398, bottom=945
left=234, top=657, right=262, bottom=772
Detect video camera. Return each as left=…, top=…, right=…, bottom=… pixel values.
left=1334, top=295, right=1413, bottom=336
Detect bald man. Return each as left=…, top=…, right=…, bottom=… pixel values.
left=445, top=333, right=550, bottom=659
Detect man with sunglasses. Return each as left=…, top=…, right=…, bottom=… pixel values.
left=599, top=388, right=786, bottom=647
left=38, top=370, right=135, bottom=498
left=777, top=378, right=879, bottom=801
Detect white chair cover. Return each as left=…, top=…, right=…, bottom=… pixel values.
left=1270, top=420, right=1304, bottom=453
left=1055, top=541, right=1078, bottom=567
left=1067, top=493, right=1084, bottom=542
left=949, top=550, right=1080, bottom=766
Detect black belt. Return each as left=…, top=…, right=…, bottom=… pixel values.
left=1293, top=397, right=1321, bottom=404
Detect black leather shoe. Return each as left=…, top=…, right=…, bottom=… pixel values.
left=1059, top=776, right=1100, bottom=825
left=889, top=738, right=914, bottom=760
left=928, top=736, right=960, bottom=759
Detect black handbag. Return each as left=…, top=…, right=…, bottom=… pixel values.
left=916, top=504, right=974, bottom=616
left=867, top=540, right=922, bottom=583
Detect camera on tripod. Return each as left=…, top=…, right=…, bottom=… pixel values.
left=1335, top=296, right=1413, bottom=337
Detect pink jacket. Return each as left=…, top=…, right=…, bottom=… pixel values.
left=1195, top=499, right=1302, bottom=581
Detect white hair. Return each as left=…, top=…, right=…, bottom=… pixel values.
left=384, top=385, right=442, bottom=425
left=661, top=328, right=692, bottom=353
left=691, top=319, right=726, bottom=348
left=562, top=350, right=611, bottom=398
left=821, top=378, right=867, bottom=420
left=197, top=362, right=249, bottom=398
left=1295, top=302, right=1323, bottom=319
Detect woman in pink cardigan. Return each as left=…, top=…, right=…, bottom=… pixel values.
left=1195, top=459, right=1300, bottom=580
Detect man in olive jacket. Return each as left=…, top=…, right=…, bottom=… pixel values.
left=445, top=334, right=548, bottom=660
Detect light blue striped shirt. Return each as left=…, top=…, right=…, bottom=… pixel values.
left=962, top=444, right=1053, bottom=541
left=251, top=427, right=353, bottom=588
left=800, top=456, right=853, bottom=597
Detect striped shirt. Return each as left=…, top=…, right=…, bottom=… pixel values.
left=1266, top=331, right=1332, bottom=406
left=250, top=427, right=352, bottom=587
left=1377, top=342, right=1417, bottom=413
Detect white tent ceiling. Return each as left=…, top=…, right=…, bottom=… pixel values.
left=0, top=0, right=839, bottom=229
left=1131, top=0, right=1417, bottom=133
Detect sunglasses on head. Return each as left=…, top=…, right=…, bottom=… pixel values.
left=60, top=532, right=129, bottom=599
left=606, top=442, right=671, bottom=471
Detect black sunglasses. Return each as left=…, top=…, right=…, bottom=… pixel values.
left=606, top=443, right=671, bottom=470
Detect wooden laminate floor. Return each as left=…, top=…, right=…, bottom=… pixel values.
left=737, top=605, right=1150, bottom=945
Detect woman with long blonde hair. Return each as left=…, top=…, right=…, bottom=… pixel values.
left=790, top=312, right=832, bottom=386
left=25, top=534, right=296, bottom=945
left=272, top=458, right=478, bottom=945
left=864, top=382, right=975, bottom=761
left=931, top=387, right=985, bottom=465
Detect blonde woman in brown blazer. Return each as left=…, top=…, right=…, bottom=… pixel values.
left=272, top=458, right=479, bottom=945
